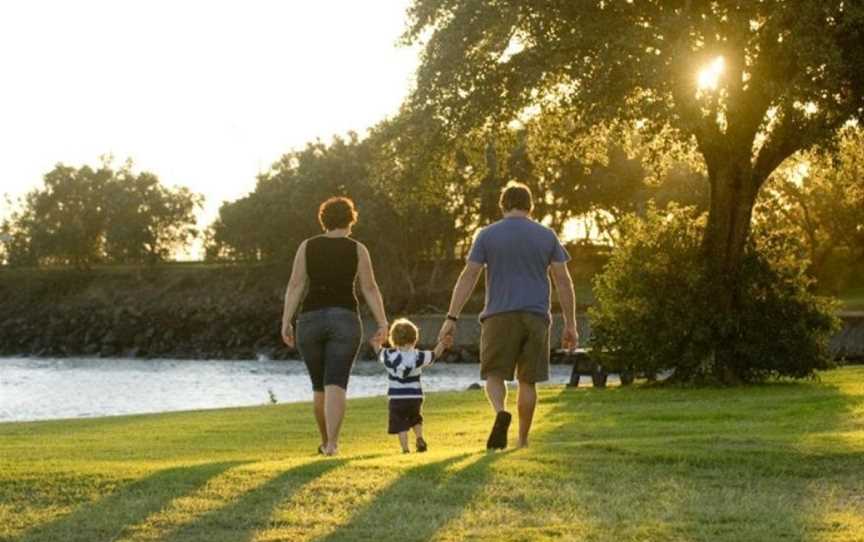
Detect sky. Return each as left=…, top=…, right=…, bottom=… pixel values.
left=0, top=0, right=418, bottom=239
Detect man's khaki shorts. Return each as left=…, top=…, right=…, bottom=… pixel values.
left=480, top=311, right=550, bottom=383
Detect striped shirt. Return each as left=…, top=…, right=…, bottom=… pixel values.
left=379, top=348, right=435, bottom=399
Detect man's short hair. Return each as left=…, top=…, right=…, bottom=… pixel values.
left=499, top=182, right=533, bottom=213
left=318, top=197, right=358, bottom=231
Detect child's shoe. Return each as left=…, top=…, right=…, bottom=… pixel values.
left=416, top=437, right=428, bottom=452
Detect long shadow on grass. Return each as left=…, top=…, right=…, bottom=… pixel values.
left=531, top=376, right=864, bottom=540
left=316, top=452, right=501, bottom=542
left=162, top=458, right=346, bottom=542
left=18, top=461, right=241, bottom=542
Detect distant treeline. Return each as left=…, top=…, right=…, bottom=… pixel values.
left=2, top=124, right=863, bottom=295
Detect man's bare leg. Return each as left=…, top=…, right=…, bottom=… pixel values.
left=485, top=374, right=508, bottom=413
left=398, top=431, right=409, bottom=453
left=313, top=391, right=327, bottom=450
left=485, top=374, right=512, bottom=449
left=516, top=380, right=537, bottom=447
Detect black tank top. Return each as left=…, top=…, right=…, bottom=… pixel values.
left=301, top=236, right=359, bottom=314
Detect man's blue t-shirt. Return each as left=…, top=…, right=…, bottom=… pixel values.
left=468, top=216, right=570, bottom=322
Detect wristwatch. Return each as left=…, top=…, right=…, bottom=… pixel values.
left=446, top=314, right=459, bottom=322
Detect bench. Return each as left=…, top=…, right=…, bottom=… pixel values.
left=561, top=349, right=636, bottom=388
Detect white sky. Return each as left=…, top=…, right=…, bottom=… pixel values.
left=0, top=0, right=418, bottom=234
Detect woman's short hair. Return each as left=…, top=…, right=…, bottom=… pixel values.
left=318, top=197, right=358, bottom=231
left=499, top=181, right=533, bottom=212
left=389, top=318, right=419, bottom=348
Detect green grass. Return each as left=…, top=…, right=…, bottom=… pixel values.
left=2, top=368, right=863, bottom=542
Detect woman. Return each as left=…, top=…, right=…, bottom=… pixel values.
left=281, top=196, right=388, bottom=456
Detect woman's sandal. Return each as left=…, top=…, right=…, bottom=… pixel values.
left=317, top=444, right=326, bottom=455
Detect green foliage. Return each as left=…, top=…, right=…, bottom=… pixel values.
left=0, top=158, right=202, bottom=268
left=406, top=1, right=864, bottom=159
left=404, top=0, right=864, bottom=254
left=103, top=169, right=202, bottom=264
left=206, top=133, right=462, bottom=310
left=0, top=215, right=36, bottom=267
left=756, top=127, right=864, bottom=291
left=559, top=143, right=708, bottom=244
left=11, top=163, right=112, bottom=268
left=590, top=206, right=841, bottom=383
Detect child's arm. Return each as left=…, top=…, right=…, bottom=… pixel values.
left=429, top=334, right=454, bottom=365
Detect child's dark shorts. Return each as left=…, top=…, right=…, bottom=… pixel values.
left=388, top=398, right=423, bottom=434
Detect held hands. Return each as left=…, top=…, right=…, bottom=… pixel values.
left=437, top=319, right=456, bottom=344
left=281, top=320, right=295, bottom=348
left=369, top=322, right=389, bottom=351
left=434, top=319, right=456, bottom=359
left=433, top=333, right=454, bottom=359
left=562, top=321, right=579, bottom=352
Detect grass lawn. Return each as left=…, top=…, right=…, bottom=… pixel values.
left=1, top=368, right=863, bottom=542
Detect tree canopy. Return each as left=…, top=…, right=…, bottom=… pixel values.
left=756, top=127, right=864, bottom=290
left=405, top=1, right=864, bottom=271
left=1, top=159, right=202, bottom=268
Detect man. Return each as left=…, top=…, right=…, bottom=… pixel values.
left=438, top=182, right=578, bottom=449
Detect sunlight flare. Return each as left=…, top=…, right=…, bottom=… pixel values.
left=697, top=56, right=725, bottom=91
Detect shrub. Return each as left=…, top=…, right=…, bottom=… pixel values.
left=589, top=205, right=840, bottom=384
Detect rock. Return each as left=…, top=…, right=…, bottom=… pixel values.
left=124, top=347, right=142, bottom=358
left=99, top=345, right=117, bottom=357
left=458, top=348, right=479, bottom=364
left=442, top=351, right=461, bottom=363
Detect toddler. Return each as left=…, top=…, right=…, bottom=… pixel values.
left=378, top=318, right=451, bottom=453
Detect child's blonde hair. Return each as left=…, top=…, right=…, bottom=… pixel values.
left=389, top=318, right=419, bottom=348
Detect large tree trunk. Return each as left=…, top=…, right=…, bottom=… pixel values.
left=702, top=157, right=761, bottom=383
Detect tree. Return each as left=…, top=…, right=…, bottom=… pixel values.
left=103, top=165, right=203, bottom=264
left=3, top=158, right=202, bottom=267
left=756, top=127, right=864, bottom=290
left=1, top=196, right=36, bottom=266
left=405, top=0, right=864, bottom=380
left=590, top=205, right=839, bottom=383
left=208, top=135, right=372, bottom=262
left=19, top=163, right=112, bottom=268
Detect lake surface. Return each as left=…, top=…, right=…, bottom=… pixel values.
left=0, top=358, right=591, bottom=423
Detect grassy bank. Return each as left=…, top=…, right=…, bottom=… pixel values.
left=2, top=367, right=863, bottom=541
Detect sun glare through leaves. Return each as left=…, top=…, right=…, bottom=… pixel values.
left=697, top=56, right=725, bottom=92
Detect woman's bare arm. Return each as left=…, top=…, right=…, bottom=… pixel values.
left=281, top=240, right=308, bottom=346
left=357, top=242, right=389, bottom=347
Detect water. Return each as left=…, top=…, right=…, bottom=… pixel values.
left=0, top=358, right=585, bottom=423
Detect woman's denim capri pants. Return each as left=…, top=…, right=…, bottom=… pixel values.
left=296, top=307, right=363, bottom=391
